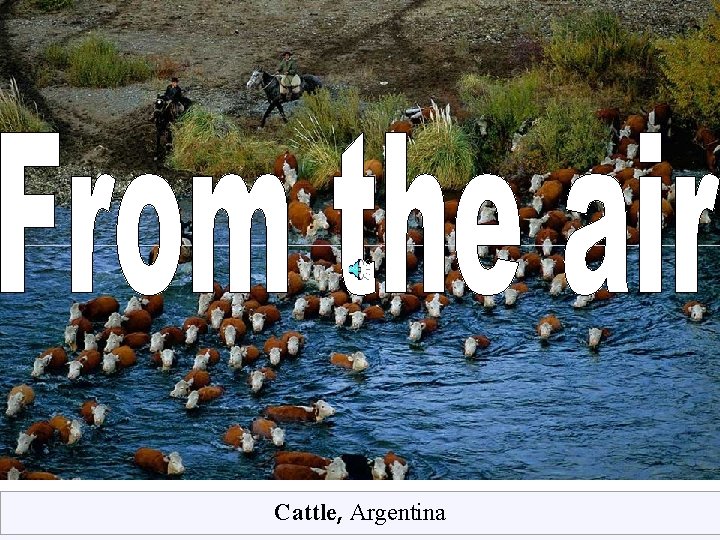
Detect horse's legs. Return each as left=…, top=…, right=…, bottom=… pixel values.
left=276, top=100, right=288, bottom=123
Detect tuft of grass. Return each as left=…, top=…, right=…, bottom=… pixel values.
left=407, top=103, right=476, bottom=191
left=504, top=97, right=610, bottom=175
left=287, top=87, right=361, bottom=146
left=657, top=0, right=720, bottom=126
left=545, top=9, right=655, bottom=90
left=0, top=78, right=52, bottom=132
left=360, top=93, right=407, bottom=161
left=48, top=35, right=153, bottom=88
left=168, top=107, right=281, bottom=179
left=34, top=0, right=73, bottom=11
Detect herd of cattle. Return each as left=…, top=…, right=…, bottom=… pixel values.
left=1, top=102, right=716, bottom=481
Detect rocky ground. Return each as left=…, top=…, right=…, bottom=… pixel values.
left=0, top=0, right=714, bottom=203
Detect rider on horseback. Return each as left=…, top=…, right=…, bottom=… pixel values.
left=164, top=77, right=191, bottom=114
left=277, top=51, right=301, bottom=99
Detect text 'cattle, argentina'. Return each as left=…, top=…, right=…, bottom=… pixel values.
left=1, top=132, right=718, bottom=296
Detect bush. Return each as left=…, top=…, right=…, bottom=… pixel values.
left=458, top=71, right=542, bottom=171
left=407, top=104, right=476, bottom=191
left=0, top=78, right=52, bottom=132
left=658, top=1, right=720, bottom=126
left=360, top=93, right=407, bottom=161
left=34, top=0, right=73, bottom=11
left=168, top=107, right=281, bottom=179
left=57, top=35, right=152, bottom=87
left=545, top=10, right=655, bottom=88
left=505, top=97, right=610, bottom=174
left=43, top=43, right=69, bottom=69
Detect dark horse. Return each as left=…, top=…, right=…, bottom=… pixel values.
left=246, top=69, right=322, bottom=127
left=152, top=94, right=186, bottom=161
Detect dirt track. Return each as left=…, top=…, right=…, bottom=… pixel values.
left=1, top=0, right=714, bottom=182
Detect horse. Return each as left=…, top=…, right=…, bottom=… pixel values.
left=246, top=69, right=322, bottom=127
left=152, top=94, right=184, bottom=161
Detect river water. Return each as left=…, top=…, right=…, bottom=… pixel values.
left=1, top=174, right=718, bottom=479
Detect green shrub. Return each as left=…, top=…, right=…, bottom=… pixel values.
left=458, top=71, right=542, bottom=171
left=168, top=107, right=281, bottom=179
left=0, top=79, right=52, bottom=132
left=360, top=93, right=407, bottom=161
left=61, top=35, right=152, bottom=87
left=34, top=0, right=73, bottom=11
left=658, top=1, right=720, bottom=126
left=505, top=97, right=610, bottom=174
left=297, top=139, right=344, bottom=190
left=545, top=10, right=655, bottom=88
left=407, top=104, right=476, bottom=191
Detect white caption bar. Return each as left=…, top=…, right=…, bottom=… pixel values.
left=1, top=491, right=719, bottom=535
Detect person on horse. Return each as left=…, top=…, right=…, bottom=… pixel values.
left=277, top=51, right=301, bottom=99
left=164, top=77, right=191, bottom=114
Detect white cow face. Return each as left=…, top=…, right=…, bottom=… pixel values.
left=102, top=353, right=118, bottom=374
left=542, top=237, right=553, bottom=256
left=198, top=292, right=213, bottom=316
left=15, top=432, right=36, bottom=455
left=389, top=460, right=409, bottom=480
left=451, top=279, right=465, bottom=298
left=319, top=297, right=334, bottom=317
left=124, top=296, right=143, bottom=315
left=5, top=392, right=24, bottom=417
left=334, top=306, right=349, bottom=327
left=67, top=360, right=83, bottom=380
left=269, top=347, right=282, bottom=366
left=326, top=271, right=341, bottom=292
left=541, top=258, right=556, bottom=280
left=538, top=322, right=553, bottom=340
left=504, top=288, right=518, bottom=306
left=104, top=332, right=123, bottom=353
left=104, top=312, right=126, bottom=329
left=297, top=259, right=313, bottom=281
left=251, top=312, right=266, bottom=332
left=31, top=354, right=51, bottom=378
left=84, top=333, right=97, bottom=351
left=160, top=349, right=175, bottom=371
left=324, top=457, right=348, bottom=480
left=185, top=391, right=200, bottom=410
left=166, top=452, right=185, bottom=475
left=314, top=400, right=336, bottom=422
left=408, top=321, right=425, bottom=342
left=193, top=352, right=210, bottom=371
left=185, top=325, right=199, bottom=346
left=292, top=298, right=308, bottom=320
left=588, top=328, right=603, bottom=349
left=64, top=324, right=79, bottom=348
left=350, top=312, right=366, bottom=330
left=224, top=324, right=237, bottom=346
left=515, top=259, right=527, bottom=279
left=68, top=420, right=83, bottom=445
left=690, top=304, right=706, bottom=322
left=287, top=336, right=300, bottom=356
left=228, top=346, right=243, bottom=369
left=271, top=427, right=285, bottom=447
left=463, top=337, right=477, bottom=358
left=241, top=432, right=255, bottom=454
left=425, top=295, right=442, bottom=318
left=149, top=331, right=165, bottom=353
left=210, top=307, right=225, bottom=330
left=69, top=302, right=82, bottom=322
left=92, top=404, right=108, bottom=426
left=389, top=295, right=402, bottom=317
left=249, top=370, right=265, bottom=393
left=350, top=352, right=369, bottom=372
left=372, top=457, right=387, bottom=480
left=170, top=379, right=192, bottom=398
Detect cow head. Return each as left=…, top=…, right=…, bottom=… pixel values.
left=334, top=306, right=349, bottom=327
left=451, top=279, right=465, bottom=298
left=31, top=354, right=52, bottom=378
left=103, top=332, right=123, bottom=353
left=170, top=379, right=192, bottom=398
left=297, top=259, right=313, bottom=281
left=251, top=312, right=266, bottom=332
left=104, top=312, right=127, bottom=329
left=389, top=460, right=409, bottom=480
left=350, top=352, right=369, bottom=372
left=64, top=324, right=79, bottom=349
left=150, top=331, right=166, bottom=353
left=91, top=404, right=108, bottom=426
left=588, top=327, right=603, bottom=349
left=166, top=452, right=185, bottom=476
left=241, top=432, right=255, bottom=454
left=185, top=390, right=200, bottom=410
left=372, top=457, right=388, bottom=480
left=271, top=426, right=285, bottom=447
left=292, top=297, right=308, bottom=320
left=350, top=311, right=366, bottom=330
left=287, top=336, right=301, bottom=356
left=67, top=360, right=83, bottom=381
left=319, top=297, right=334, bottom=317
left=15, top=432, right=36, bottom=455
left=504, top=288, right=519, bottom=306
left=408, top=321, right=425, bottom=342
left=84, top=333, right=97, bottom=351
left=690, top=303, right=706, bottom=322
left=324, top=457, right=348, bottom=480
left=224, top=324, right=237, bottom=346
left=102, top=353, right=118, bottom=374
left=249, top=370, right=265, bottom=393
left=160, top=349, right=175, bottom=371
left=463, top=336, right=477, bottom=358
left=68, top=420, right=83, bottom=445
left=269, top=347, right=282, bottom=366
left=5, top=392, right=24, bottom=417
left=314, top=400, right=336, bottom=422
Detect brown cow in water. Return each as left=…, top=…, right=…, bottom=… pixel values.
left=264, top=400, right=336, bottom=423
left=133, top=448, right=184, bottom=476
